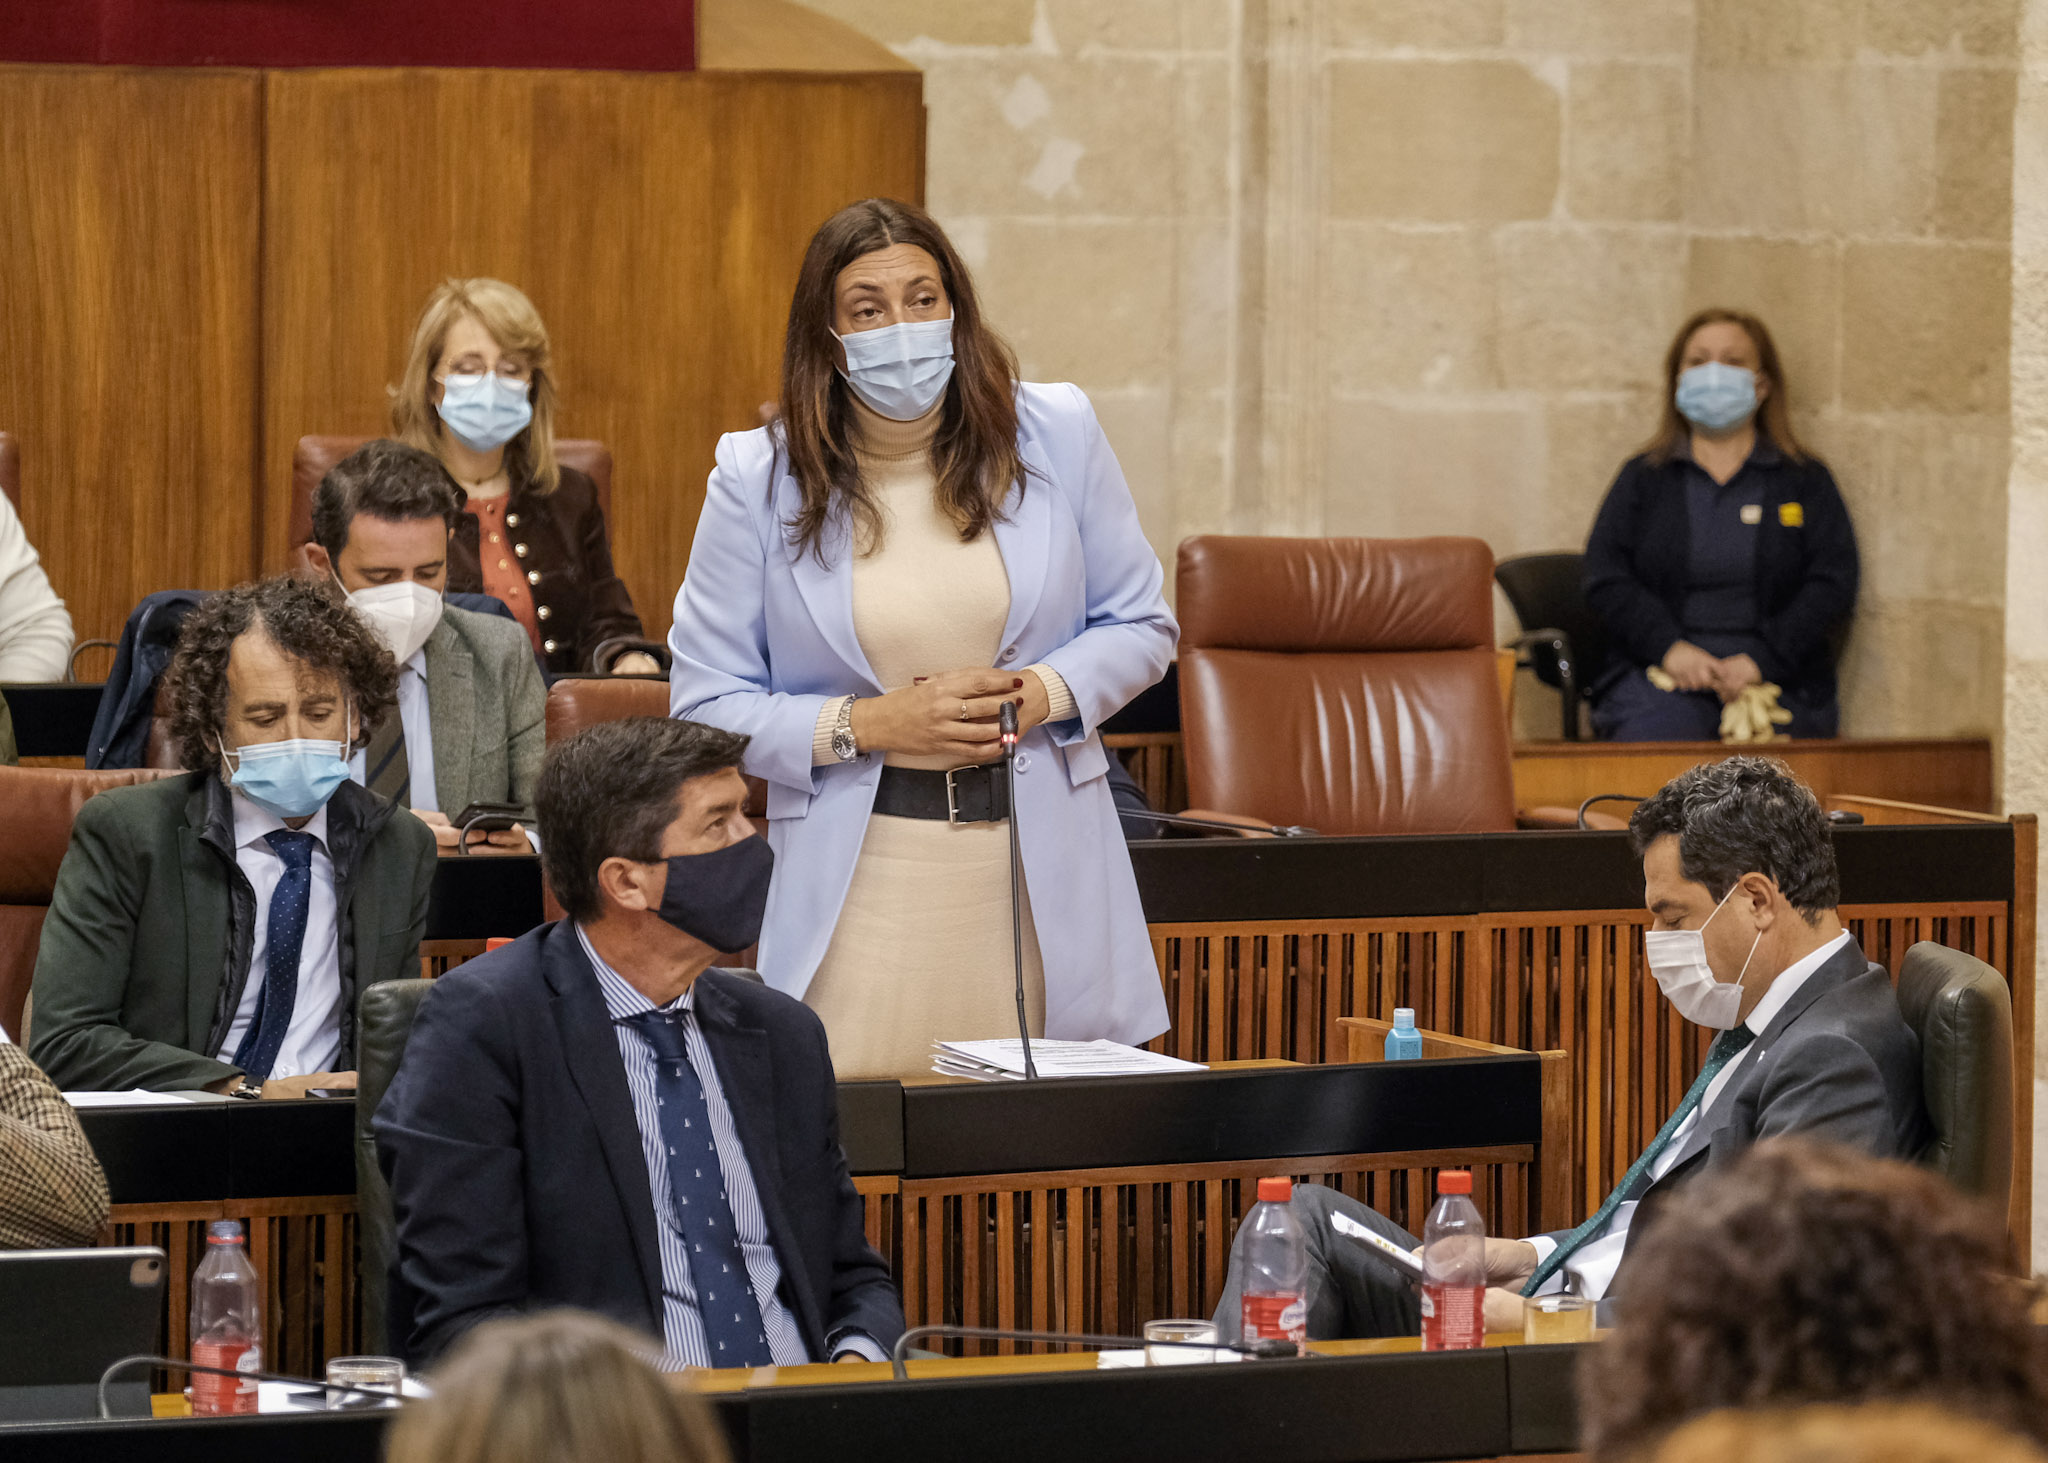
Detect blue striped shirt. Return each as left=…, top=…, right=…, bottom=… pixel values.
left=575, top=924, right=810, bottom=1369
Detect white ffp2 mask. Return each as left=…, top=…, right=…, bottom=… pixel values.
left=1642, top=882, right=1761, bottom=1030
left=346, top=579, right=444, bottom=664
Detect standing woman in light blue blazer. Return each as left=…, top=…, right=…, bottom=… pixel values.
left=669, top=199, right=1176, bottom=1079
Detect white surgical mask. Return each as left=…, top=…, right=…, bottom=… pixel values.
left=346, top=579, right=444, bottom=663
left=1641, top=882, right=1762, bottom=1030
left=835, top=317, right=955, bottom=421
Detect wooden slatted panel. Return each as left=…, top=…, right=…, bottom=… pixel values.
left=1148, top=901, right=2013, bottom=1223
left=102, top=1197, right=359, bottom=1376
left=888, top=1148, right=1531, bottom=1351
left=1105, top=734, right=1187, bottom=814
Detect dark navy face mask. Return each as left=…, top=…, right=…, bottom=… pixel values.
left=651, top=835, right=775, bottom=953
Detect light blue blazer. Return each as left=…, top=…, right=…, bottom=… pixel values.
left=669, top=382, right=1177, bottom=1045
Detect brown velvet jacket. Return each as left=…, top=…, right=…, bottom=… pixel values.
left=447, top=465, right=645, bottom=674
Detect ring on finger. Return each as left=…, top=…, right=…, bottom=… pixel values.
left=960, top=700, right=969, bottom=721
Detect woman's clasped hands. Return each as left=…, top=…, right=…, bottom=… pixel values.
left=848, top=667, right=1051, bottom=763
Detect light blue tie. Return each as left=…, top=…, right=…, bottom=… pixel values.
left=1522, top=1024, right=1756, bottom=1296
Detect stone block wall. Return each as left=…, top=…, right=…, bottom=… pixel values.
left=800, top=0, right=2017, bottom=742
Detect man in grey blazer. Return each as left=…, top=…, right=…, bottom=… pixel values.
left=1214, top=756, right=1931, bottom=1340
left=306, top=440, right=544, bottom=850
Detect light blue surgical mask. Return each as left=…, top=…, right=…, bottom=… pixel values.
left=1675, top=362, right=1758, bottom=433
left=835, top=317, right=955, bottom=421
left=436, top=373, right=533, bottom=452
left=223, top=736, right=353, bottom=820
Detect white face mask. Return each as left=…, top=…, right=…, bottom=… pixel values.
left=1642, top=882, right=1762, bottom=1030
left=835, top=317, right=955, bottom=421
left=345, top=579, right=444, bottom=663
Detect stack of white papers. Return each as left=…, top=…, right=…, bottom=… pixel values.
left=931, top=1038, right=1204, bottom=1081
left=62, top=1090, right=201, bottom=1107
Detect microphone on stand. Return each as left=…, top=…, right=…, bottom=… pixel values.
left=999, top=699, right=1038, bottom=1081
left=887, top=1324, right=1303, bottom=1380
left=1118, top=809, right=1321, bottom=838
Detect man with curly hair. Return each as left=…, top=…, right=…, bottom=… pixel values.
left=27, top=575, right=438, bottom=1094
left=1214, top=755, right=1931, bottom=1341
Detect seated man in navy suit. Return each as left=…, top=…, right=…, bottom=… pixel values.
left=376, top=715, right=904, bottom=1366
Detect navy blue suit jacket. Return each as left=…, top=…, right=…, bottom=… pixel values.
left=374, top=920, right=904, bottom=1364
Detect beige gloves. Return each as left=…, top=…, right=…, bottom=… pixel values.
left=1645, top=666, right=1793, bottom=744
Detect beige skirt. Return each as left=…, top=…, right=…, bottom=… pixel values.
left=803, top=812, right=1048, bottom=1081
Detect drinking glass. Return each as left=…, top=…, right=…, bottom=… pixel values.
left=1521, top=1294, right=1594, bottom=1345
left=326, top=1355, right=405, bottom=1408
left=1144, top=1318, right=1221, bottom=1365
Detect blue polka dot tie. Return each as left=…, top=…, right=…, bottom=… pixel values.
left=623, top=1009, right=773, bottom=1367
left=231, top=830, right=314, bottom=1080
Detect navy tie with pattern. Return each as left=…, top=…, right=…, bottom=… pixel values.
left=231, top=830, right=315, bottom=1080
left=623, top=1009, right=774, bottom=1367
left=1522, top=1023, right=1756, bottom=1295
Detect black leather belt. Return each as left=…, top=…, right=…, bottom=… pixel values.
left=874, top=764, right=1010, bottom=824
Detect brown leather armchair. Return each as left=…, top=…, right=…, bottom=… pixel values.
left=1176, top=535, right=1529, bottom=836
left=285, top=433, right=615, bottom=570
left=542, top=673, right=666, bottom=743
left=0, top=766, right=178, bottom=1041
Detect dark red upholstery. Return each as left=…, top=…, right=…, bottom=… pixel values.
left=0, top=765, right=179, bottom=1041
left=1176, top=535, right=1517, bottom=836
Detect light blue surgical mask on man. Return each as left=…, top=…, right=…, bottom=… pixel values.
left=436, top=373, right=534, bottom=452
left=222, top=734, right=353, bottom=820
left=1674, top=361, right=1759, bottom=433
left=835, top=317, right=955, bottom=421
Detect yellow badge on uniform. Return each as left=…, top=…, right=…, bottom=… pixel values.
left=1779, top=502, right=1804, bottom=527
left=1739, top=504, right=1763, bottom=526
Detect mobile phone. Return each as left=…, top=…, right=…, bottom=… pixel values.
left=452, top=801, right=525, bottom=832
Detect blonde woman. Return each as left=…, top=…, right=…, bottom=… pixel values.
left=383, top=1310, right=731, bottom=1463
left=392, top=278, right=656, bottom=675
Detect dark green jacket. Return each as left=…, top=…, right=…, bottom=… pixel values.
left=28, top=772, right=437, bottom=1092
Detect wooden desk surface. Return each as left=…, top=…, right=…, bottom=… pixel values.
left=680, top=1332, right=1534, bottom=1392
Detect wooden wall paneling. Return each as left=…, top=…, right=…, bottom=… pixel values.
left=261, top=67, right=925, bottom=643
left=1511, top=737, right=1995, bottom=816
left=0, top=65, right=262, bottom=648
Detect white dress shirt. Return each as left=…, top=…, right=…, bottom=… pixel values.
left=1529, top=930, right=1852, bottom=1300
left=212, top=792, right=344, bottom=1079
left=347, top=651, right=437, bottom=813
left=0, top=489, right=73, bottom=682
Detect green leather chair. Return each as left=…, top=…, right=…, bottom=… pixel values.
left=355, top=977, right=434, bottom=1358
left=1896, top=941, right=2013, bottom=1212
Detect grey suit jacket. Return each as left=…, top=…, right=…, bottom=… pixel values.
left=421, top=604, right=546, bottom=821
left=1625, top=935, right=1930, bottom=1245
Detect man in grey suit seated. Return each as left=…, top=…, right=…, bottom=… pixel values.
left=1216, top=755, right=1931, bottom=1339
left=305, top=440, right=544, bottom=852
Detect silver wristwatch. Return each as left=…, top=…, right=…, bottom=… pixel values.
left=830, top=695, right=860, bottom=763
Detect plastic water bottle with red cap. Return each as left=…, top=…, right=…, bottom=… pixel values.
left=1420, top=1170, right=1485, bottom=1351
left=1237, top=1177, right=1308, bottom=1354
left=190, top=1219, right=262, bottom=1415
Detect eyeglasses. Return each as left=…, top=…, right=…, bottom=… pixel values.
left=436, top=360, right=531, bottom=383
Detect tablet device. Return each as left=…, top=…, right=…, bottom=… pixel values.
left=0, top=1247, right=165, bottom=1421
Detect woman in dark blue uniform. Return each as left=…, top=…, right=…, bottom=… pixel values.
left=1583, top=308, right=1858, bottom=741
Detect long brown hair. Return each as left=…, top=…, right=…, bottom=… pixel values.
left=382, top=1310, right=732, bottom=1463
left=1643, top=307, right=1810, bottom=466
left=390, top=277, right=562, bottom=495
left=778, top=198, right=1024, bottom=562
